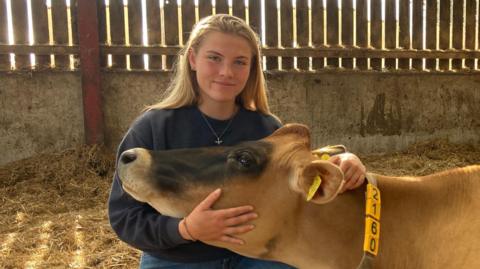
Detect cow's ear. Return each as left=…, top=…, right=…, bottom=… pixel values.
left=294, top=160, right=344, bottom=204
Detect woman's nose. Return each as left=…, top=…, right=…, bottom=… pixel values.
left=219, top=63, right=233, bottom=77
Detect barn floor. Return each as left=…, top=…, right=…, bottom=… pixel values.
left=1, top=140, right=479, bottom=269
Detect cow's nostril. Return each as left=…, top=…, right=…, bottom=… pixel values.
left=120, top=150, right=137, bottom=164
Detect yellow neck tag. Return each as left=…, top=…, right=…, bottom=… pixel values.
left=363, top=182, right=381, bottom=256
left=306, top=175, right=322, bottom=201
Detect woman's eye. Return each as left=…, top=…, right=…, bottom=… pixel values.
left=235, top=60, right=247, bottom=66
left=208, top=55, right=221, bottom=62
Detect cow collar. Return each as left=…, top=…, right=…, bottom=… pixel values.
left=356, top=173, right=381, bottom=269
left=312, top=148, right=381, bottom=268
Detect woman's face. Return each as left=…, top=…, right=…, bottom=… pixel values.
left=189, top=31, right=253, bottom=106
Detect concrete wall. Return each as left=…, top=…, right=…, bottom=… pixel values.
left=1, top=70, right=479, bottom=165
left=0, top=71, right=84, bottom=165
left=266, top=72, right=480, bottom=153
left=102, top=71, right=169, bottom=149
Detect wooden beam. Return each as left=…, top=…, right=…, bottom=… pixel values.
left=0, top=44, right=79, bottom=55
left=77, top=0, right=104, bottom=145
left=102, top=45, right=180, bottom=55
left=261, top=47, right=480, bottom=59
left=2, top=44, right=479, bottom=60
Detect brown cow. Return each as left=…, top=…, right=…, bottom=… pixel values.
left=117, top=124, right=480, bottom=269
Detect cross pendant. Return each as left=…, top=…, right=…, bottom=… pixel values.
left=215, top=138, right=223, bottom=145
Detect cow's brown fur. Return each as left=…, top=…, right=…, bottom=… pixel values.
left=118, top=124, right=480, bottom=269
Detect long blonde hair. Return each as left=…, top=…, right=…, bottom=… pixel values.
left=147, top=14, right=273, bottom=116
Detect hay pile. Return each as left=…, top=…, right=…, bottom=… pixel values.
left=0, top=145, right=140, bottom=269
left=361, top=139, right=480, bottom=176
left=0, top=140, right=479, bottom=268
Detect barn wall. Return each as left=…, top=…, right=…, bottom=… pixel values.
left=0, top=71, right=84, bottom=165
left=1, top=71, right=479, bottom=165
left=266, top=72, right=480, bottom=153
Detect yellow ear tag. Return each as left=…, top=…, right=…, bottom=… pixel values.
left=306, top=175, right=322, bottom=201
left=320, top=154, right=330, bottom=160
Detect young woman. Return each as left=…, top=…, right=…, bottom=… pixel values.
left=108, top=14, right=366, bottom=269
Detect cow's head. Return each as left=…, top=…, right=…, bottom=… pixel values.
left=117, top=124, right=344, bottom=256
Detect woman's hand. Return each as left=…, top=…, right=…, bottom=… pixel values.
left=329, top=153, right=366, bottom=193
left=179, top=189, right=257, bottom=245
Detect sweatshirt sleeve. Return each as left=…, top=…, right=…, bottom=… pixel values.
left=107, top=112, right=190, bottom=252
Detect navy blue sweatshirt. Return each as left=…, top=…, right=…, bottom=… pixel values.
left=108, top=106, right=282, bottom=262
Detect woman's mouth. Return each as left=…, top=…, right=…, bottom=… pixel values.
left=214, top=81, right=235, bottom=86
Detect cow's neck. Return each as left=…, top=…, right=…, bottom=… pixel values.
left=280, top=167, right=479, bottom=269
left=283, top=187, right=366, bottom=269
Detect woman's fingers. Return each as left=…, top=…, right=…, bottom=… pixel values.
left=219, top=223, right=257, bottom=245
left=329, top=153, right=366, bottom=193
left=223, top=224, right=255, bottom=236
left=223, top=212, right=258, bottom=226
left=352, top=171, right=366, bottom=189
left=329, top=155, right=341, bottom=165
left=187, top=189, right=259, bottom=244
left=342, top=165, right=356, bottom=182
left=220, top=235, right=245, bottom=245
left=341, top=170, right=365, bottom=192
left=196, top=188, right=222, bottom=210
left=218, top=205, right=255, bottom=218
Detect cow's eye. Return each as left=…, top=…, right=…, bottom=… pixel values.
left=236, top=152, right=254, bottom=168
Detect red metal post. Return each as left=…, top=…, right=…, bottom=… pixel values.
left=77, top=0, right=104, bottom=144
